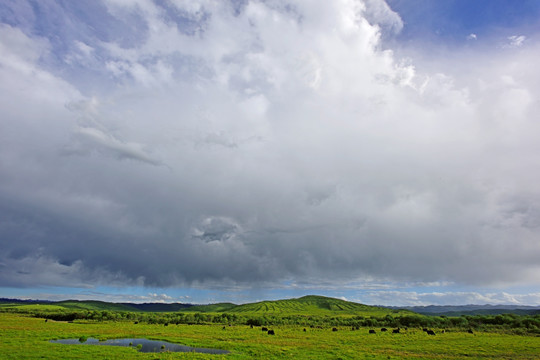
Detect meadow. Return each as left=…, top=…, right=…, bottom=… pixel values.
left=1, top=296, right=540, bottom=359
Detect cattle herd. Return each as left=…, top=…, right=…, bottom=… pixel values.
left=246, top=325, right=475, bottom=336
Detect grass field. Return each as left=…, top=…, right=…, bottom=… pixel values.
left=1, top=312, right=540, bottom=359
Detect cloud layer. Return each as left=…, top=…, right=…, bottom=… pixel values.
left=1, top=1, right=540, bottom=297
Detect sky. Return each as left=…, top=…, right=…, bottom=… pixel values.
left=1, top=0, right=540, bottom=307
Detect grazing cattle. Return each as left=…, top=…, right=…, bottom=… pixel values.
left=222, top=326, right=226, bottom=330
left=332, top=328, right=338, bottom=332
left=392, top=328, right=400, bottom=334
left=422, top=328, right=428, bottom=332
left=369, top=329, right=376, bottom=334
left=427, top=330, right=436, bottom=336
left=467, top=329, right=474, bottom=334
left=262, top=327, right=268, bottom=332
left=164, top=323, right=168, bottom=326
left=268, top=330, right=275, bottom=335
left=380, top=328, right=387, bottom=332
left=303, top=328, right=306, bottom=332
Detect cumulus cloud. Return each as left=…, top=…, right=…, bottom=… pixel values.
left=362, top=0, right=403, bottom=35
left=1, top=0, right=540, bottom=301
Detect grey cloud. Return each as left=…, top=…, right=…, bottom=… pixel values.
left=70, top=126, right=163, bottom=166
left=62, top=99, right=163, bottom=166
left=191, top=216, right=242, bottom=243
left=1, top=0, right=540, bottom=294
left=197, top=132, right=238, bottom=149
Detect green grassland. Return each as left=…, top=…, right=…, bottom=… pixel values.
left=1, top=295, right=540, bottom=359
left=1, top=312, right=540, bottom=359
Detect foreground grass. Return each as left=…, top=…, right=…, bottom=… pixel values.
left=1, top=313, right=540, bottom=359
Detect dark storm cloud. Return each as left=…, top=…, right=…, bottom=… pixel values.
left=1, top=0, right=540, bottom=293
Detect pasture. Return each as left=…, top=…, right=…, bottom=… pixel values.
left=1, top=312, right=540, bottom=359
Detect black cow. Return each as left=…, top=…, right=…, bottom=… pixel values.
left=268, top=330, right=275, bottom=335
left=369, top=329, right=376, bottom=334
left=427, top=330, right=436, bottom=335
left=392, top=328, right=400, bottom=334
left=467, top=329, right=474, bottom=334
left=332, top=327, right=338, bottom=332
left=380, top=328, right=387, bottom=332
left=262, top=327, right=268, bottom=332
left=303, top=328, right=307, bottom=332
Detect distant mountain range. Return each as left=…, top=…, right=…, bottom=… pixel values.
left=386, top=304, right=540, bottom=316
left=2, top=296, right=539, bottom=316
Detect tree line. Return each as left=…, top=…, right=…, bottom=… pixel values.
left=2, top=306, right=540, bottom=334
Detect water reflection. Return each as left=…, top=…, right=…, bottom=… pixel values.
left=50, top=337, right=229, bottom=354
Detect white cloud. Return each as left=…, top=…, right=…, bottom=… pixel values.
left=507, top=35, right=526, bottom=47
left=2, top=0, right=540, bottom=299
left=363, top=0, right=404, bottom=35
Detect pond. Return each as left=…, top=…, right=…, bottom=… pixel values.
left=50, top=337, right=230, bottom=354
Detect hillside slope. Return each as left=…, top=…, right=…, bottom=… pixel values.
left=2, top=295, right=410, bottom=317
left=228, top=295, right=410, bottom=316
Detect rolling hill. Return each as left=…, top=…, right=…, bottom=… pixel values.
left=1, top=295, right=409, bottom=316
left=226, top=295, right=409, bottom=316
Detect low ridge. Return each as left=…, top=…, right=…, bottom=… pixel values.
left=1, top=295, right=410, bottom=316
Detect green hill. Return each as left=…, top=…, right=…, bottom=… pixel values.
left=55, top=300, right=136, bottom=312
left=183, top=302, right=237, bottom=312
left=226, top=295, right=410, bottom=316
left=1, top=295, right=411, bottom=317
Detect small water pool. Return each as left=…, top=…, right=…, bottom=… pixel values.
left=50, top=337, right=229, bottom=354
